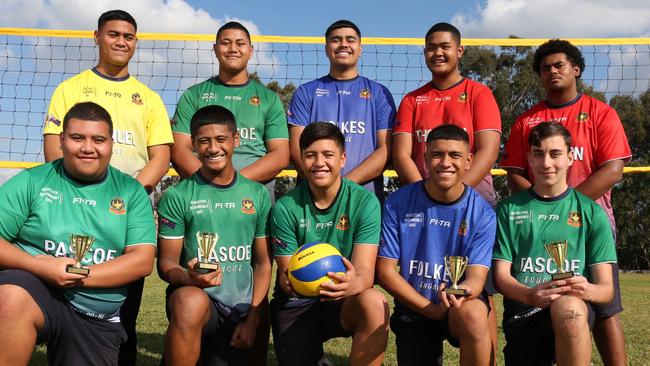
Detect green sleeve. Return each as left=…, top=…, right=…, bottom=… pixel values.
left=125, top=184, right=156, bottom=247
left=263, top=92, right=289, bottom=141
left=157, top=187, right=186, bottom=239
left=171, top=88, right=196, bottom=135
left=0, top=169, right=34, bottom=241
left=271, top=199, right=298, bottom=256
left=353, top=193, right=381, bottom=245
left=493, top=202, right=514, bottom=262
left=586, top=204, right=617, bottom=265
left=255, top=185, right=271, bottom=238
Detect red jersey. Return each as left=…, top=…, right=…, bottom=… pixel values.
left=394, top=78, right=502, bottom=205
left=500, top=94, right=632, bottom=230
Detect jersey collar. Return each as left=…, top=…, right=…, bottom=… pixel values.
left=213, top=77, right=252, bottom=88
left=420, top=181, right=468, bottom=206
left=528, top=186, right=572, bottom=202
left=545, top=93, right=583, bottom=109
left=430, top=77, right=465, bottom=91
left=91, top=67, right=130, bottom=82
left=196, top=171, right=238, bottom=189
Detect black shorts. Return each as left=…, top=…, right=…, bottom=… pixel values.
left=270, top=298, right=351, bottom=366
left=0, top=269, right=126, bottom=366
left=165, top=285, right=250, bottom=365
left=592, top=262, right=623, bottom=318
left=389, top=292, right=490, bottom=366
left=502, top=303, right=595, bottom=366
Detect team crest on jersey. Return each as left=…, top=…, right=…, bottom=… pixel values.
left=109, top=198, right=126, bottom=215
left=249, top=96, right=260, bottom=106
left=457, top=92, right=468, bottom=103
left=567, top=212, right=582, bottom=227
left=359, top=89, right=371, bottom=99
left=82, top=87, right=96, bottom=97
left=131, top=93, right=143, bottom=105
left=241, top=198, right=256, bottom=214
left=458, top=220, right=468, bottom=236
left=577, top=112, right=589, bottom=122
left=336, top=215, right=350, bottom=231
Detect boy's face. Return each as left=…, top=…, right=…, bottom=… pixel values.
left=325, top=27, right=362, bottom=70
left=214, top=28, right=253, bottom=75
left=301, top=138, right=346, bottom=189
left=539, top=52, right=580, bottom=94
left=425, top=138, right=471, bottom=191
left=60, top=118, right=113, bottom=182
left=424, top=31, right=463, bottom=77
left=193, top=123, right=239, bottom=175
left=528, top=135, right=574, bottom=189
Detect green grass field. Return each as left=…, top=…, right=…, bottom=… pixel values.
left=29, top=272, right=650, bottom=365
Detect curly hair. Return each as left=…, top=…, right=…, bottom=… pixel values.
left=533, top=39, right=585, bottom=77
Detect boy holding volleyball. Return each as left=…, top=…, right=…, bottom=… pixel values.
left=270, top=122, right=389, bottom=366
left=377, top=124, right=496, bottom=365
left=157, top=105, right=272, bottom=365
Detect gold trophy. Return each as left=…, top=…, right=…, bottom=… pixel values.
left=66, top=234, right=94, bottom=275
left=544, top=240, right=574, bottom=280
left=444, top=256, right=468, bottom=296
left=195, top=232, right=220, bottom=272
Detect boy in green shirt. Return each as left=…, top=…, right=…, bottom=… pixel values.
left=0, top=102, right=156, bottom=365
left=157, top=105, right=272, bottom=365
left=494, top=122, right=617, bottom=365
left=270, top=122, right=388, bottom=366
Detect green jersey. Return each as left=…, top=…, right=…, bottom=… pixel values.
left=271, top=179, right=381, bottom=258
left=157, top=172, right=271, bottom=313
left=494, top=188, right=616, bottom=318
left=0, top=160, right=155, bottom=320
left=172, top=78, right=289, bottom=171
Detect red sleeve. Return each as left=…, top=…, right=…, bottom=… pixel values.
left=472, top=85, right=502, bottom=133
left=594, top=106, right=632, bottom=166
left=394, top=94, right=415, bottom=134
left=500, top=117, right=527, bottom=170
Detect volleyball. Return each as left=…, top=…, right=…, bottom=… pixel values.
left=288, top=241, right=346, bottom=297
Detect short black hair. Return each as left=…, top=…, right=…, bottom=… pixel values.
left=63, top=102, right=113, bottom=135
left=533, top=39, right=585, bottom=77
left=528, top=122, right=572, bottom=150
left=190, top=105, right=237, bottom=139
left=325, top=20, right=361, bottom=40
left=426, top=124, right=469, bottom=145
left=216, top=21, right=251, bottom=42
left=299, top=122, right=345, bottom=152
left=425, top=22, right=461, bottom=45
left=98, top=10, right=137, bottom=31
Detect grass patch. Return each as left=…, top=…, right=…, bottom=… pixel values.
left=29, top=271, right=649, bottom=365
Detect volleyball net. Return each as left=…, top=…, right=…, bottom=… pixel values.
left=1, top=28, right=649, bottom=177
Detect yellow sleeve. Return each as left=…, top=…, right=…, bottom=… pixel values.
left=145, top=90, right=174, bottom=147
left=43, top=84, right=68, bottom=135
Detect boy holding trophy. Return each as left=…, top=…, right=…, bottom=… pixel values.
left=157, top=105, right=272, bottom=365
left=493, top=122, right=617, bottom=365
left=377, top=124, right=496, bottom=365
left=0, top=102, right=156, bottom=365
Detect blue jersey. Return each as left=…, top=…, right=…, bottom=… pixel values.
left=288, top=75, right=396, bottom=196
left=380, top=182, right=496, bottom=315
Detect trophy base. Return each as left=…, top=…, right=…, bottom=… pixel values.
left=551, top=271, right=574, bottom=280
left=195, top=262, right=220, bottom=273
left=66, top=265, right=90, bottom=276
left=445, top=288, right=468, bottom=296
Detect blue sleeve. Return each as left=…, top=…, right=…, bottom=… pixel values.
left=379, top=195, right=400, bottom=259
left=375, top=83, right=396, bottom=131
left=466, top=205, right=496, bottom=268
left=287, top=84, right=312, bottom=127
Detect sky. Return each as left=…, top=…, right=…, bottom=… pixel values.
left=1, top=0, right=650, bottom=38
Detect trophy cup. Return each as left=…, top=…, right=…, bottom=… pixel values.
left=66, top=234, right=94, bottom=275
left=444, top=256, right=468, bottom=296
left=544, top=240, right=574, bottom=280
left=195, top=232, right=220, bottom=272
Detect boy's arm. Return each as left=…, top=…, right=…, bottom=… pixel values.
left=319, top=244, right=378, bottom=300
left=493, top=260, right=570, bottom=308
left=565, top=263, right=614, bottom=304
left=81, top=244, right=155, bottom=288
left=506, top=168, right=532, bottom=193
left=157, top=237, right=221, bottom=288
left=462, top=131, right=500, bottom=187
left=376, top=257, right=447, bottom=319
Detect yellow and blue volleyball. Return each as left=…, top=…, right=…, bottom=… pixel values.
left=288, top=241, right=346, bottom=297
